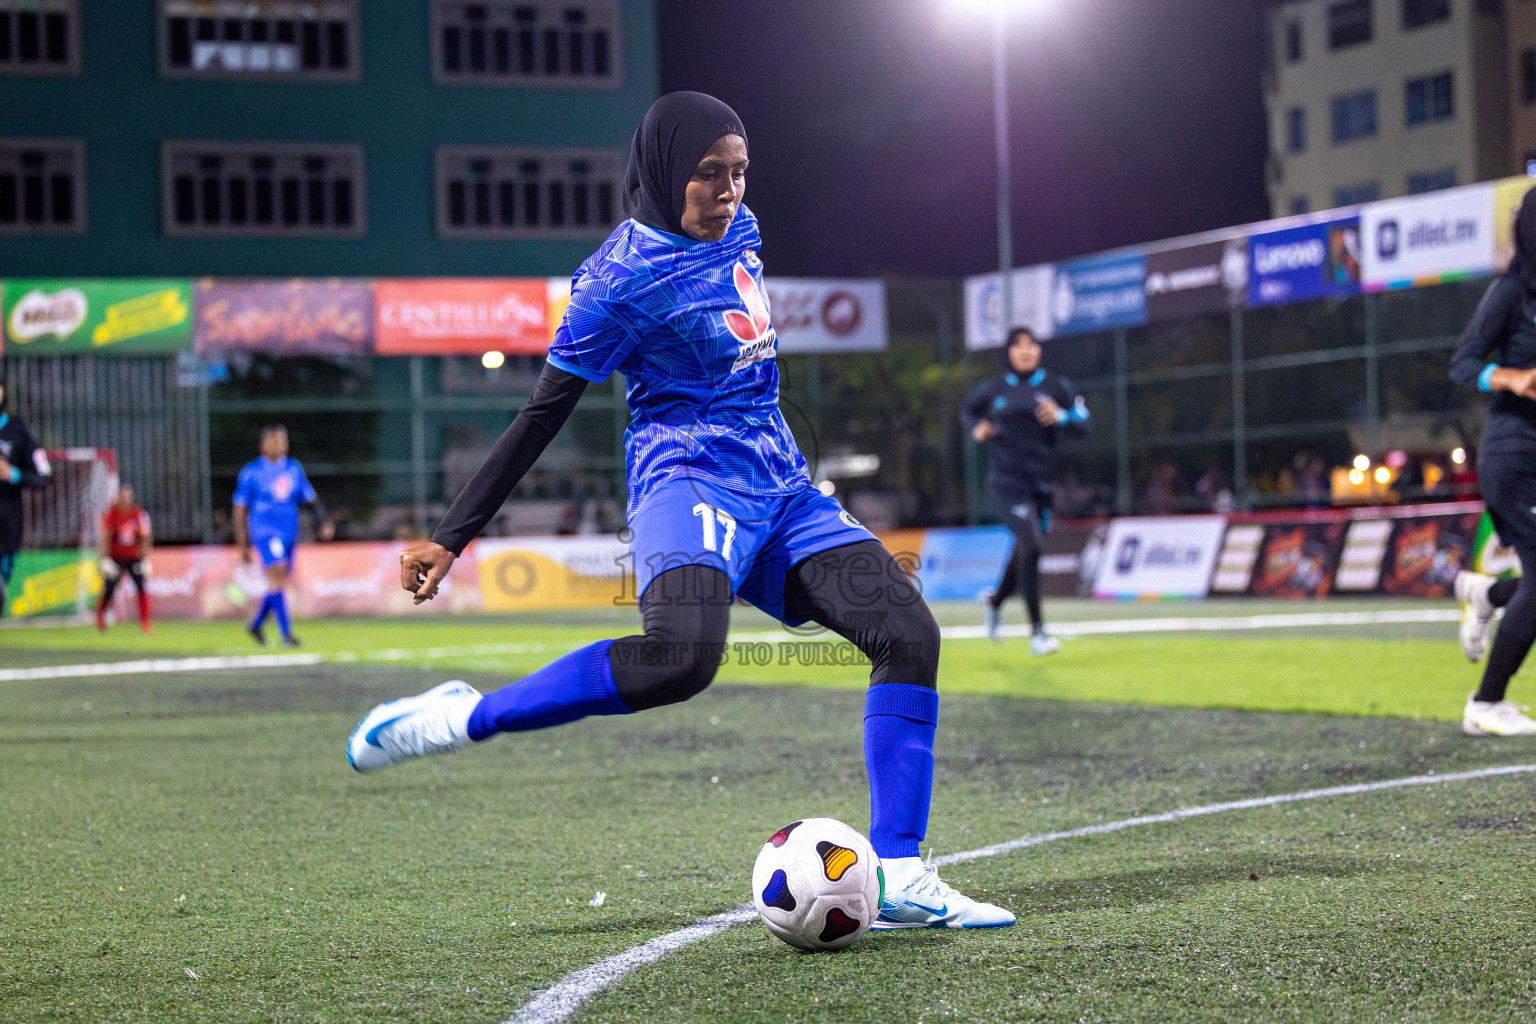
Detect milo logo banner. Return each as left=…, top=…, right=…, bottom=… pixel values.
left=2, top=279, right=194, bottom=355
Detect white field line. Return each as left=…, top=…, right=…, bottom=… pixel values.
left=0, top=609, right=1457, bottom=683
left=508, top=763, right=1536, bottom=1024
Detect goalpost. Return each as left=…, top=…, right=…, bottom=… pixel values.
left=18, top=448, right=119, bottom=619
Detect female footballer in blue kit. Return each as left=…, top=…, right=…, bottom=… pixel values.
left=348, top=92, right=1013, bottom=929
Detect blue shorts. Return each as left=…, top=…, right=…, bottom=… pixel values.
left=628, top=476, right=875, bottom=624
left=251, top=533, right=296, bottom=569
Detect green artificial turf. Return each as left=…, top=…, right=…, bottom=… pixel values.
left=2, top=649, right=1534, bottom=1023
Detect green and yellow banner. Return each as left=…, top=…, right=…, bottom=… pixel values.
left=2, top=278, right=194, bottom=355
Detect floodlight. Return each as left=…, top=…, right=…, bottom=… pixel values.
left=1450, top=447, right=1467, bottom=465
left=1348, top=469, right=1365, bottom=486
left=1352, top=454, right=1370, bottom=471
left=947, top=0, right=1054, bottom=15
left=1373, top=467, right=1391, bottom=484
left=481, top=351, right=506, bottom=369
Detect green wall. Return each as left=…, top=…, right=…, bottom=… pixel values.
left=0, top=1, right=656, bottom=278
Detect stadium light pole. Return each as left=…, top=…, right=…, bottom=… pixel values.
left=950, top=0, right=1053, bottom=344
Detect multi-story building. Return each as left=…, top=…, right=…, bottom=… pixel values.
left=1265, top=0, right=1536, bottom=216
left=0, top=1, right=657, bottom=277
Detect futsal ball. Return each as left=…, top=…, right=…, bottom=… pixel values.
left=751, top=817, right=883, bottom=952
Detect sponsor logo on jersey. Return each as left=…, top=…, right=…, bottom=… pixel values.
left=724, top=262, right=779, bottom=372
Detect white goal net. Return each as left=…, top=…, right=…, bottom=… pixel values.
left=20, top=448, right=118, bottom=617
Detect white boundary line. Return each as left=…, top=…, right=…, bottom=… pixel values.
left=0, top=608, right=1457, bottom=683
left=507, top=764, right=1536, bottom=1024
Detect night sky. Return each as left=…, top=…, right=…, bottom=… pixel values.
left=656, top=0, right=1272, bottom=279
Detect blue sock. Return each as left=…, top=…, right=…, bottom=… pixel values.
left=271, top=591, right=291, bottom=637
left=249, top=593, right=274, bottom=632
left=467, top=640, right=633, bottom=741
left=864, top=683, right=939, bottom=860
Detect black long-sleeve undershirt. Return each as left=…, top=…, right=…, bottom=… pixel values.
left=430, top=364, right=590, bottom=555
left=1449, top=273, right=1536, bottom=457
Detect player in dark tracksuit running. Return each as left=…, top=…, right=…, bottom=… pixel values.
left=962, top=326, right=1089, bottom=654
left=0, top=378, right=51, bottom=618
left=1449, top=186, right=1536, bottom=736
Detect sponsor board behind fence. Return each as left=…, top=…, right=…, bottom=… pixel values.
left=2, top=279, right=194, bottom=355
left=1362, top=183, right=1495, bottom=290
left=963, top=266, right=1057, bottom=350
left=1092, top=516, right=1227, bottom=600
left=1051, top=253, right=1147, bottom=337
left=374, top=279, right=550, bottom=356
left=1247, top=217, right=1361, bottom=308
left=1144, top=237, right=1249, bottom=321
left=194, top=278, right=374, bottom=356
left=764, top=279, right=887, bottom=354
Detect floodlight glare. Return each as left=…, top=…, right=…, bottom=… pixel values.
left=1352, top=454, right=1371, bottom=471
left=1348, top=469, right=1365, bottom=486
left=947, top=0, right=1053, bottom=17
left=1450, top=447, right=1467, bottom=465
left=481, top=351, right=506, bottom=369
left=1373, top=467, right=1391, bottom=484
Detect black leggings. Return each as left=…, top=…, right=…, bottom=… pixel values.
left=989, top=493, right=1045, bottom=630
left=608, top=539, right=940, bottom=711
left=1478, top=544, right=1536, bottom=703
left=100, top=560, right=147, bottom=604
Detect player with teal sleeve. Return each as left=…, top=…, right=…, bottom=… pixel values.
left=232, top=424, right=333, bottom=647
left=347, top=93, right=1014, bottom=930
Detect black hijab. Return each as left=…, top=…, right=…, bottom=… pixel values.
left=622, top=91, right=747, bottom=238
left=1511, top=186, right=1536, bottom=296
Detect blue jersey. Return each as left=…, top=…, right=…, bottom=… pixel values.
left=232, top=455, right=316, bottom=540
left=547, top=206, right=811, bottom=519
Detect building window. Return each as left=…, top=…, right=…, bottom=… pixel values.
left=1289, top=196, right=1310, bottom=216
left=1285, top=19, right=1303, bottom=62
left=1287, top=106, right=1307, bottom=153
left=1523, top=49, right=1536, bottom=104
left=1402, top=0, right=1450, bottom=29
left=0, top=0, right=78, bottom=76
left=1327, top=0, right=1372, bottom=49
left=1331, top=90, right=1378, bottom=143
left=161, top=142, right=365, bottom=237
left=1335, top=182, right=1381, bottom=206
left=1407, top=168, right=1456, bottom=193
left=432, top=1, right=622, bottom=88
left=159, top=0, right=360, bottom=82
left=436, top=146, right=624, bottom=239
left=0, top=139, right=84, bottom=234
left=1406, top=72, right=1454, bottom=126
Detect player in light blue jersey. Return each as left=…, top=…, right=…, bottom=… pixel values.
left=348, top=93, right=1014, bottom=931
left=232, top=424, right=333, bottom=647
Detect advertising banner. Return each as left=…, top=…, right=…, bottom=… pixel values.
left=1091, top=516, right=1225, bottom=599
left=1377, top=511, right=1477, bottom=597
left=2, top=550, right=92, bottom=618
left=1493, top=175, right=1536, bottom=272
left=2, top=279, right=193, bottom=355
left=477, top=536, right=630, bottom=613
left=1361, top=183, right=1495, bottom=290
left=194, top=279, right=374, bottom=356
left=765, top=279, right=888, bottom=354
left=374, top=279, right=550, bottom=356
left=1039, top=524, right=1107, bottom=598
left=1245, top=520, right=1347, bottom=598
left=1050, top=253, right=1146, bottom=337
left=1247, top=218, right=1361, bottom=308
left=1144, top=237, right=1249, bottom=321
left=915, top=525, right=1013, bottom=601
left=963, top=265, right=1056, bottom=350
left=546, top=276, right=572, bottom=341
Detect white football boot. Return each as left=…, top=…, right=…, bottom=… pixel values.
left=347, top=680, right=483, bottom=772
left=1454, top=571, right=1496, bottom=663
left=1029, top=631, right=1061, bottom=657
left=871, top=859, right=1016, bottom=930
left=1462, top=693, right=1536, bottom=737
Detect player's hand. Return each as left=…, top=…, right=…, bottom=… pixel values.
left=239, top=544, right=252, bottom=564
left=318, top=520, right=336, bottom=542
left=1497, top=366, right=1536, bottom=400
left=1035, top=397, right=1064, bottom=426
left=0, top=456, right=12, bottom=479
left=137, top=559, right=152, bottom=578
left=401, top=541, right=455, bottom=605
left=972, top=421, right=996, bottom=443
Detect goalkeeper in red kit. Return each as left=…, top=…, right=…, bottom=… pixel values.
left=97, top=484, right=153, bottom=632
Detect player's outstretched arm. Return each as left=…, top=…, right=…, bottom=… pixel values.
left=401, top=363, right=588, bottom=604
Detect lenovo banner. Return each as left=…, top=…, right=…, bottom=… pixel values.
left=1091, top=516, right=1226, bottom=599
left=1362, top=183, right=1495, bottom=290
left=765, top=278, right=887, bottom=354
left=375, top=278, right=550, bottom=356
left=963, top=265, right=1057, bottom=350
left=3, top=279, right=194, bottom=355
left=1144, top=237, right=1249, bottom=321
left=1247, top=218, right=1361, bottom=308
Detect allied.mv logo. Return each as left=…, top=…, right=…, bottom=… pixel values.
left=725, top=262, right=778, bottom=372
